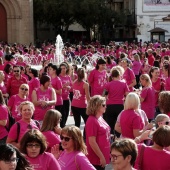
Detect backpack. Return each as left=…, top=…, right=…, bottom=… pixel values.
left=5, top=110, right=15, bottom=132
left=15, top=120, right=40, bottom=143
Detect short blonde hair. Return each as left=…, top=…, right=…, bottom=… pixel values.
left=140, top=74, right=152, bottom=87
left=18, top=101, right=35, bottom=113
left=86, top=95, right=106, bottom=116
left=124, top=92, right=140, bottom=110
left=19, top=84, right=29, bottom=90
left=155, top=114, right=169, bottom=126
left=111, top=66, right=124, bottom=77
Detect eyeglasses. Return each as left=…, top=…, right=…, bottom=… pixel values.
left=60, top=135, right=72, bottom=142
left=26, top=143, right=41, bottom=148
left=102, top=104, right=106, bottom=107
left=20, top=88, right=28, bottom=91
left=110, top=154, right=123, bottom=160
left=4, top=158, right=19, bottom=164
left=13, top=70, right=19, bottom=72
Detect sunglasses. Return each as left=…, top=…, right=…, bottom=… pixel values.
left=26, top=143, right=41, bottom=148
left=161, top=121, right=170, bottom=125
left=102, top=104, right=106, bottom=107
left=60, top=135, right=72, bottom=142
left=20, top=88, right=28, bottom=91
left=13, top=70, right=20, bottom=72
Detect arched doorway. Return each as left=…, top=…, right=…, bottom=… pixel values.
left=0, top=3, right=7, bottom=42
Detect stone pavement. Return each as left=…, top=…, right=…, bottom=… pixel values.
left=66, top=115, right=113, bottom=170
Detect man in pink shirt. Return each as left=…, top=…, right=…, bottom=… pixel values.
left=7, top=65, right=27, bottom=97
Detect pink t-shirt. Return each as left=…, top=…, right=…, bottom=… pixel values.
left=0, top=65, right=4, bottom=71
left=28, top=77, right=40, bottom=100
left=152, top=78, right=163, bottom=106
left=71, top=80, right=87, bottom=108
left=59, top=75, right=72, bottom=100
left=85, top=116, right=110, bottom=165
left=165, top=77, right=170, bottom=91
left=88, top=69, right=107, bottom=96
left=0, top=82, right=7, bottom=94
left=0, top=104, right=8, bottom=139
left=42, top=131, right=60, bottom=152
left=58, top=151, right=95, bottom=170
left=8, top=95, right=30, bottom=121
left=120, top=110, right=144, bottom=139
left=132, top=61, right=142, bottom=75
left=135, top=144, right=170, bottom=170
left=27, top=152, right=61, bottom=170
left=123, top=68, right=135, bottom=92
left=105, top=80, right=129, bottom=105
left=51, top=76, right=63, bottom=106
left=141, top=87, right=155, bottom=119
left=34, top=87, right=54, bottom=121
left=7, top=119, right=39, bottom=142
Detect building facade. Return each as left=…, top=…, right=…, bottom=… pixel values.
left=0, top=0, right=34, bottom=45
left=136, top=0, right=170, bottom=42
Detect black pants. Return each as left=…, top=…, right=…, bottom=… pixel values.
left=93, top=165, right=105, bottom=170
left=55, top=105, right=62, bottom=113
left=103, top=104, right=124, bottom=136
left=71, top=106, right=88, bottom=127
left=60, top=100, right=70, bottom=128
left=71, top=106, right=88, bottom=140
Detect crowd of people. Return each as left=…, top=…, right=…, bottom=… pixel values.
left=0, top=39, right=170, bottom=170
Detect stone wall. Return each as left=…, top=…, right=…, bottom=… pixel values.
left=0, top=0, right=34, bottom=45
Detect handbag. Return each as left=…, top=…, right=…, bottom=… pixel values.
left=138, top=144, right=145, bottom=170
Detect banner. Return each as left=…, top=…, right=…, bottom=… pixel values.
left=143, top=0, right=170, bottom=12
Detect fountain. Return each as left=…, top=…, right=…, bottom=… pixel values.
left=54, top=34, right=64, bottom=65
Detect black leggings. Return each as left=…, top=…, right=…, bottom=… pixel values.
left=103, top=104, right=124, bottom=135
left=60, top=100, right=70, bottom=128
left=71, top=106, right=88, bottom=127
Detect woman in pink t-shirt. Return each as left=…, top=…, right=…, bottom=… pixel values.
left=7, top=101, right=40, bottom=149
left=71, top=68, right=90, bottom=129
left=59, top=62, right=72, bottom=128
left=115, top=93, right=144, bottom=139
left=41, top=109, right=61, bottom=152
left=121, top=58, right=136, bottom=92
left=8, top=84, right=30, bottom=121
left=51, top=126, right=95, bottom=170
left=132, top=54, right=142, bottom=89
left=149, top=66, right=164, bottom=115
left=140, top=74, right=155, bottom=121
left=162, top=63, right=170, bottom=90
left=159, top=91, right=170, bottom=117
left=0, top=71, right=9, bottom=100
left=0, top=90, right=8, bottom=144
left=20, top=129, right=61, bottom=170
left=85, top=95, right=110, bottom=170
left=32, top=75, right=56, bottom=123
left=48, top=64, right=63, bottom=113
left=28, top=68, right=40, bottom=100
left=88, top=58, right=107, bottom=96
left=104, top=67, right=129, bottom=135
left=134, top=126, right=170, bottom=170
